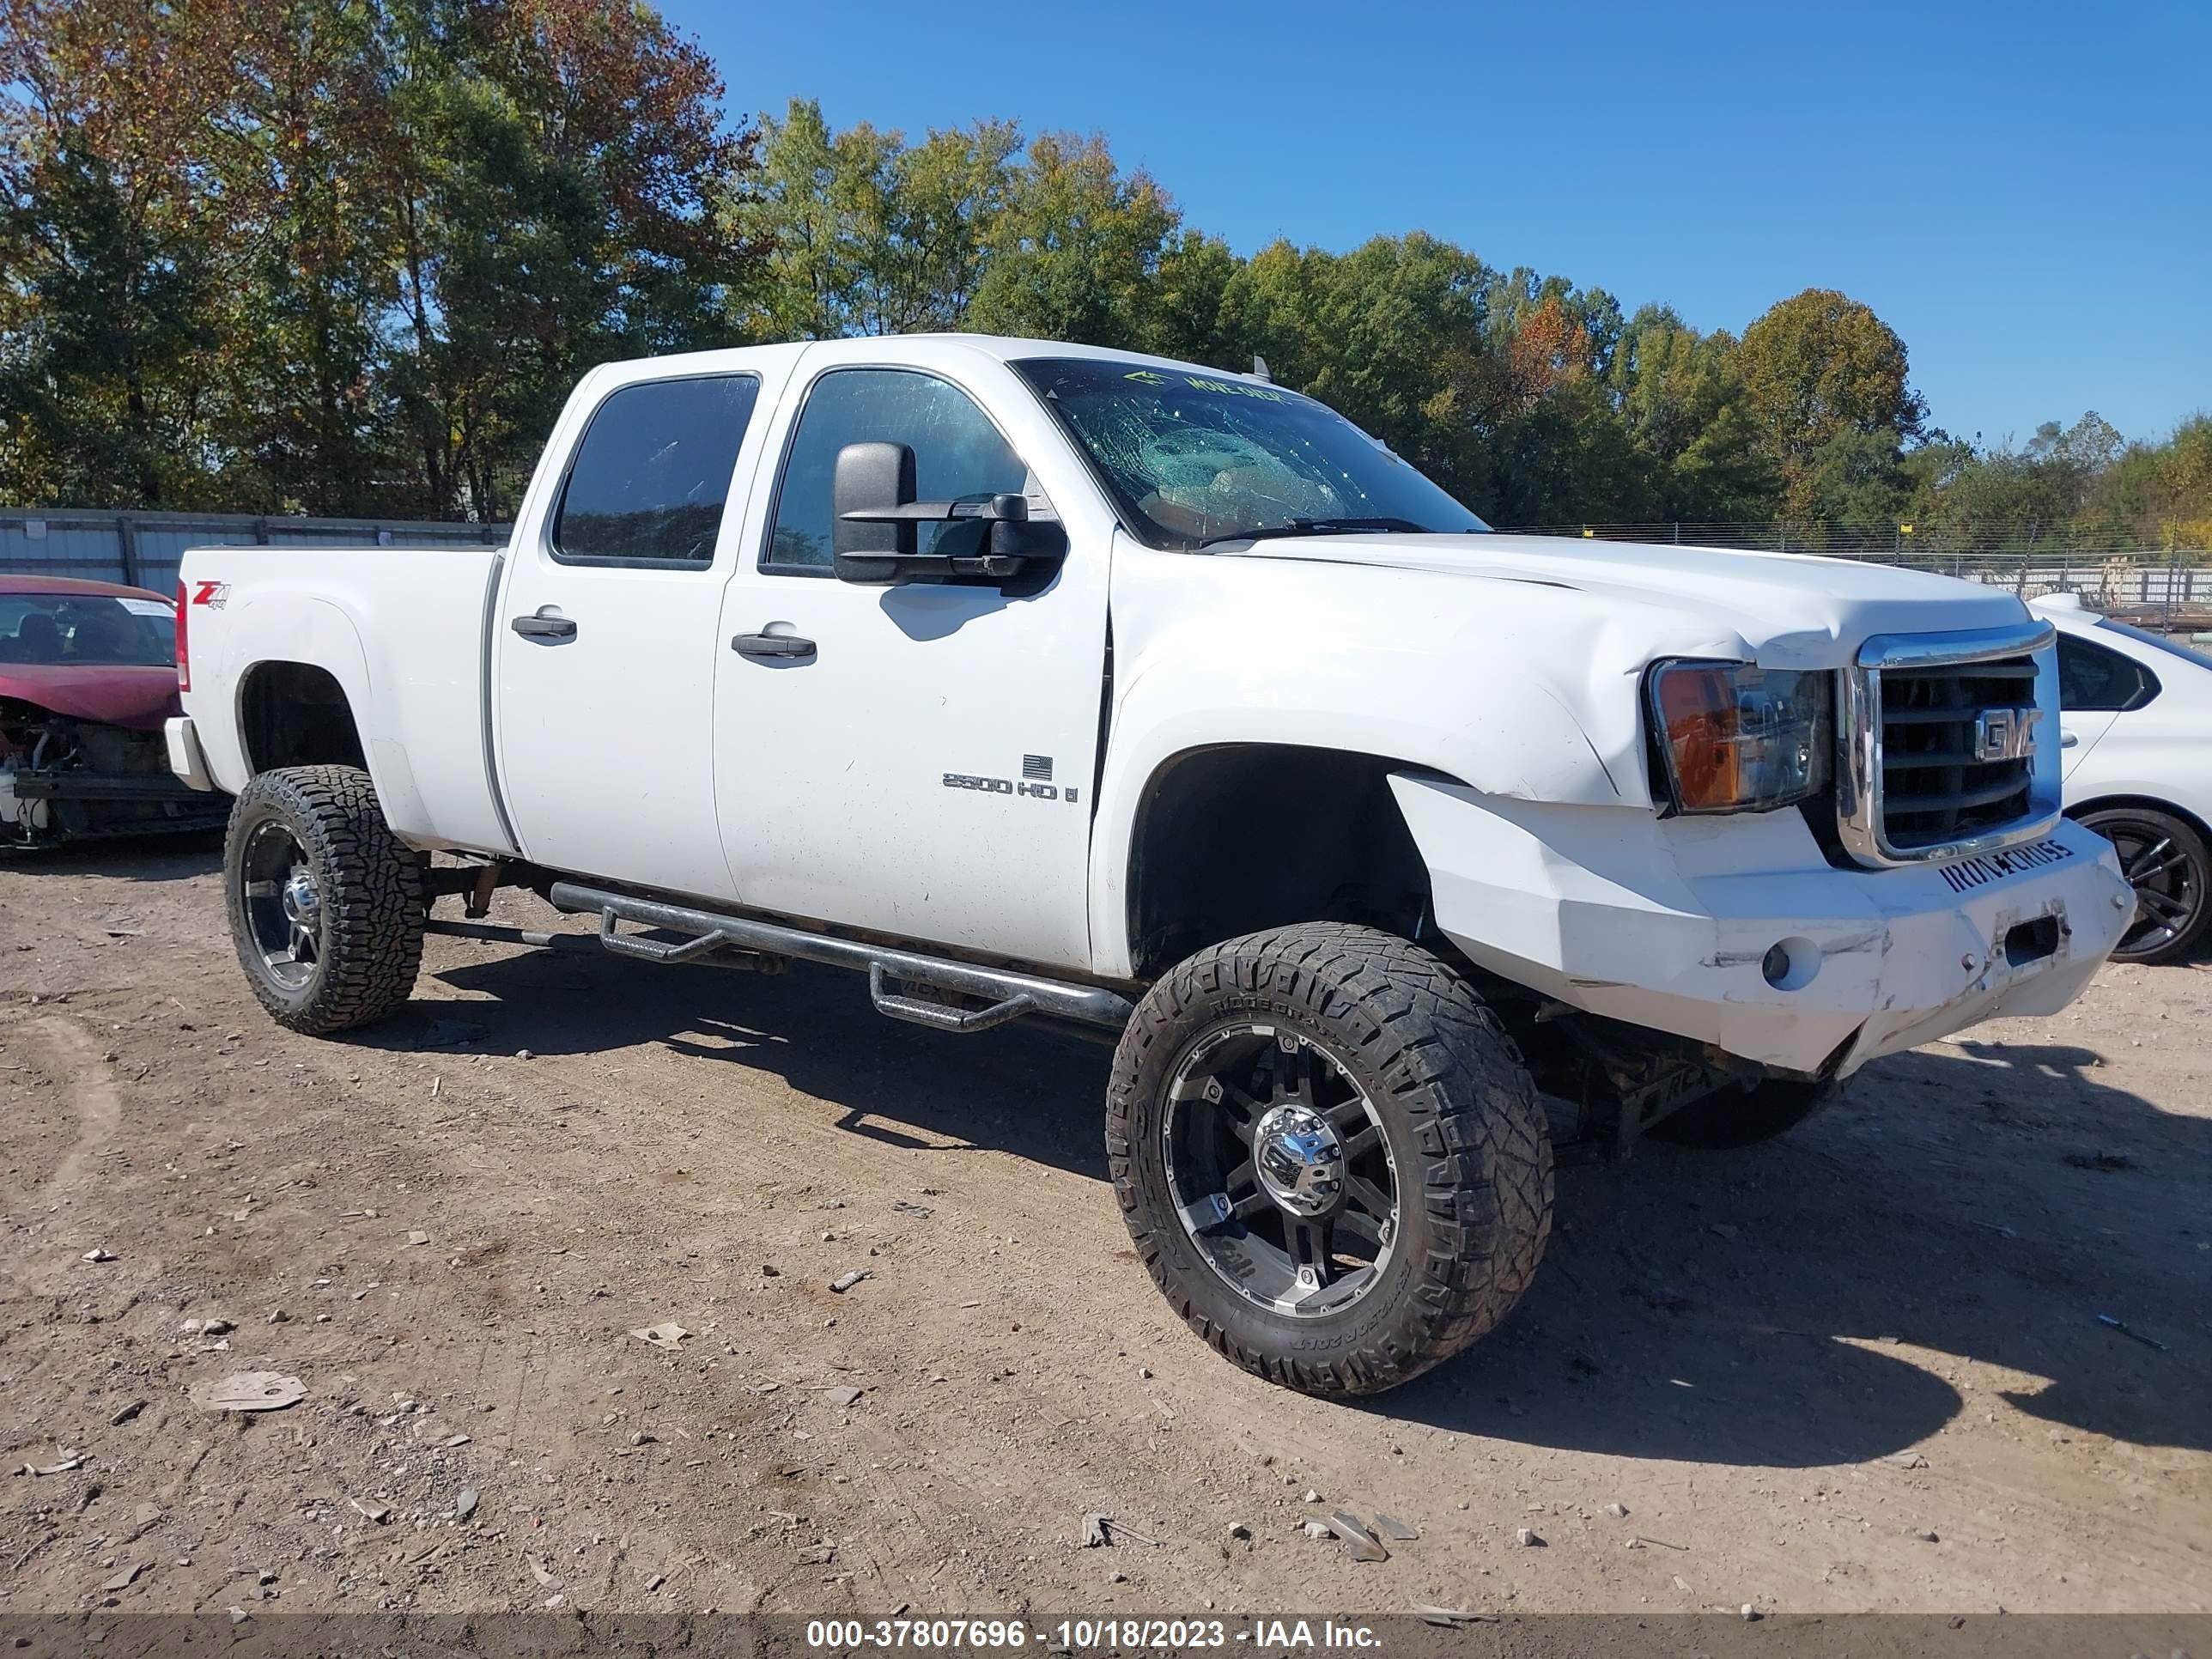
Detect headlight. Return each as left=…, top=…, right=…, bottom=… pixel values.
left=1649, top=662, right=1832, bottom=813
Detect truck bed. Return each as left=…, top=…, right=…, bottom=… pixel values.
left=179, top=542, right=515, bottom=854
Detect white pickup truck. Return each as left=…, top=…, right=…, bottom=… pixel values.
left=167, top=335, right=2136, bottom=1396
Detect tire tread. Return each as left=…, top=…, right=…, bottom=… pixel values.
left=1107, top=921, right=1553, bottom=1398
left=223, top=765, right=425, bottom=1035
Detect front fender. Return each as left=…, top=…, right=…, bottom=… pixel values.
left=1087, top=544, right=1633, bottom=978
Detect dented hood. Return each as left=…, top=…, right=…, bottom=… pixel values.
left=1216, top=532, right=2033, bottom=666
left=0, top=663, right=181, bottom=731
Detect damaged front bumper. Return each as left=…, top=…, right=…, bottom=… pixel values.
left=2, top=696, right=229, bottom=847
left=1, top=766, right=229, bottom=844
left=1391, top=775, right=2135, bottom=1079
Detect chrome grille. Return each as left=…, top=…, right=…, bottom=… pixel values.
left=1876, top=655, right=2039, bottom=852
left=1837, top=621, right=2062, bottom=868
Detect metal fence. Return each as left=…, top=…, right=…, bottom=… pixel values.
left=1503, top=520, right=2211, bottom=561
left=1502, top=525, right=2212, bottom=633
left=0, top=508, right=508, bottom=599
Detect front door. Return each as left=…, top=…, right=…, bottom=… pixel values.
left=713, top=347, right=1110, bottom=972
left=496, top=364, right=786, bottom=899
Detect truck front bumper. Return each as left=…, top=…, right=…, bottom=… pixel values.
left=1389, top=776, right=2136, bottom=1079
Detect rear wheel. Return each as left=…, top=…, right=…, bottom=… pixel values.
left=1108, top=923, right=1553, bottom=1397
left=223, top=766, right=425, bottom=1034
left=2075, top=805, right=2209, bottom=965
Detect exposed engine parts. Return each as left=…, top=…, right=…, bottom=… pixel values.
left=0, top=698, right=227, bottom=848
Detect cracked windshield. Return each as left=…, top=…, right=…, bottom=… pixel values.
left=1014, top=356, right=1489, bottom=549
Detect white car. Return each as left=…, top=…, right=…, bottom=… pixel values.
left=2032, top=591, right=2212, bottom=963
left=160, top=335, right=2134, bottom=1396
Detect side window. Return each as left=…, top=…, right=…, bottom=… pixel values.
left=2057, top=635, right=2158, bottom=712
left=766, top=368, right=1028, bottom=571
left=552, top=374, right=761, bottom=565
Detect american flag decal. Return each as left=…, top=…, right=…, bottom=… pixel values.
left=1022, top=755, right=1053, bottom=782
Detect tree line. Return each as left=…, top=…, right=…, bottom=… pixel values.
left=3, top=0, right=2206, bottom=552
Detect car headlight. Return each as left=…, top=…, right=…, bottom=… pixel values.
left=1648, top=662, right=1832, bottom=813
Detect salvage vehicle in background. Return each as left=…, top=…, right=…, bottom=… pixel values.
left=2032, top=592, right=2212, bottom=963
left=165, top=335, right=2136, bottom=1397
left=0, top=575, right=227, bottom=848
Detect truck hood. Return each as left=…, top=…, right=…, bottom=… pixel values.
left=1216, top=532, right=2033, bottom=665
left=0, top=664, right=182, bottom=731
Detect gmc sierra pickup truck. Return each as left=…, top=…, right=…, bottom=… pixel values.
left=167, top=335, right=2136, bottom=1396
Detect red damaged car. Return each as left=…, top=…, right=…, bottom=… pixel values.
left=0, top=574, right=228, bottom=848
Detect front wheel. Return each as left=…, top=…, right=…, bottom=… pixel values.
left=223, top=765, right=426, bottom=1034
left=2075, top=805, right=2209, bottom=965
left=1107, top=923, right=1553, bottom=1397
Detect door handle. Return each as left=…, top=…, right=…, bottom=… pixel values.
left=512, top=613, right=577, bottom=641
left=2060, top=731, right=2079, bottom=749
left=731, top=632, right=816, bottom=661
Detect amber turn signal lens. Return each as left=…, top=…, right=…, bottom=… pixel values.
left=1650, top=662, right=1831, bottom=813
left=1656, top=665, right=1742, bottom=810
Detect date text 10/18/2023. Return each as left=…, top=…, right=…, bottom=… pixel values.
left=805, top=1619, right=1385, bottom=1651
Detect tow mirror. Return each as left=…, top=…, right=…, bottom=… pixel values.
left=831, top=441, right=918, bottom=584
left=831, top=441, right=1067, bottom=590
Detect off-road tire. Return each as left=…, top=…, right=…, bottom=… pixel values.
left=223, top=766, right=425, bottom=1035
left=1108, top=922, right=1553, bottom=1397
left=1645, top=1077, right=1837, bottom=1148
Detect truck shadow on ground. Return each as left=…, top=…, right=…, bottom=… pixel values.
left=1378, top=1037, right=2210, bottom=1466
left=422, top=951, right=1116, bottom=1183
left=422, top=940, right=2207, bottom=1471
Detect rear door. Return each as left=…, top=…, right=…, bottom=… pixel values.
left=495, top=357, right=796, bottom=897
left=710, top=342, right=1112, bottom=971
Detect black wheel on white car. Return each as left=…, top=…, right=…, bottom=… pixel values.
left=2075, top=805, right=2210, bottom=965
left=1107, top=922, right=1553, bottom=1397
left=224, top=765, right=426, bottom=1034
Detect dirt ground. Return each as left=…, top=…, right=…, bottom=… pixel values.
left=1, top=836, right=2207, bottom=1624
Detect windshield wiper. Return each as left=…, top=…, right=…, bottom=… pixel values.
left=1194, top=516, right=1431, bottom=549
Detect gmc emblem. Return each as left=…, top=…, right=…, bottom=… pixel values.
left=1972, top=706, right=2041, bottom=763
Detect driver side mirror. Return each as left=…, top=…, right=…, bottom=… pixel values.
left=831, top=441, right=1067, bottom=588
left=831, top=441, right=918, bottom=585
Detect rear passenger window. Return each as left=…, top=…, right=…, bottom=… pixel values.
left=2057, top=635, right=2159, bottom=712
left=552, top=375, right=760, bottom=564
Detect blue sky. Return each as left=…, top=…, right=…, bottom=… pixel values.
left=659, top=0, right=2209, bottom=449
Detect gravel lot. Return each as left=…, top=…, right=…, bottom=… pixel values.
left=2, top=837, right=2207, bottom=1620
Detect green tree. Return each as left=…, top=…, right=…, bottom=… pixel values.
left=1605, top=305, right=1777, bottom=520
left=1140, top=228, right=1245, bottom=366
left=1736, top=289, right=1924, bottom=514
left=964, top=132, right=1177, bottom=349
left=0, top=140, right=220, bottom=507
left=379, top=0, right=762, bottom=517
left=733, top=99, right=1017, bottom=339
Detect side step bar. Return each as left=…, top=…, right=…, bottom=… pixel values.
left=545, top=881, right=1135, bottom=1034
